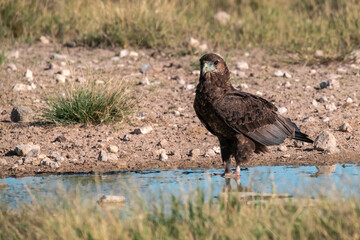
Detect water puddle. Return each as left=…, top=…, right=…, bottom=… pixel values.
left=0, top=163, right=359, bottom=209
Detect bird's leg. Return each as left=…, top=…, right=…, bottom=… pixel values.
left=218, top=138, right=232, bottom=176
left=234, top=165, right=241, bottom=176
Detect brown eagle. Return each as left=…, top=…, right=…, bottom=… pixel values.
left=194, top=53, right=313, bottom=177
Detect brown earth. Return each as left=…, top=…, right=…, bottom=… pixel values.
left=1, top=43, right=360, bottom=178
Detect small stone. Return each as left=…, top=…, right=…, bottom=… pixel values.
left=338, top=123, right=352, bottom=132
left=281, top=154, right=291, bottom=158
left=98, top=150, right=108, bottom=161
left=111, top=56, right=120, bottom=61
left=282, top=81, right=291, bottom=88
left=10, top=106, right=32, bottom=122
left=198, top=43, right=208, bottom=51
left=181, top=84, right=195, bottom=90
left=39, top=36, right=50, bottom=44
left=314, top=130, right=337, bottom=151
left=310, top=69, right=317, bottom=75
left=95, top=80, right=105, bottom=84
left=140, top=63, right=151, bottom=74
left=188, top=37, right=200, bottom=48
left=274, top=70, right=284, bottom=77
left=55, top=156, right=65, bottom=162
left=232, top=70, right=246, bottom=78
left=214, top=11, right=231, bottom=25
left=50, top=161, right=60, bottom=169
left=346, top=97, right=353, bottom=104
left=140, top=77, right=150, bottom=85
left=60, top=69, right=71, bottom=77
left=51, top=54, right=67, bottom=60
left=129, top=51, right=138, bottom=58
left=204, top=149, right=216, bottom=157
left=53, top=136, right=66, bottom=143
left=314, top=50, right=324, bottom=58
left=55, top=74, right=66, bottom=83
left=159, top=152, right=168, bottom=161
left=107, top=145, right=119, bottom=153
left=158, top=139, right=168, bottom=148
left=98, top=195, right=126, bottom=204
left=213, top=146, right=220, bottom=154
left=284, top=72, right=292, bottom=78
left=50, top=151, right=60, bottom=158
left=311, top=99, right=318, bottom=107
left=15, top=144, right=40, bottom=157
left=318, top=96, right=328, bottom=103
left=0, top=158, right=8, bottom=166
left=325, top=102, right=337, bottom=112
left=277, top=145, right=288, bottom=151
left=76, top=77, right=86, bottom=83
left=322, top=117, right=330, bottom=122
left=239, top=83, right=249, bottom=89
left=192, top=70, right=200, bottom=76
left=189, top=149, right=201, bottom=157
left=122, top=135, right=130, bottom=141
left=13, top=83, right=32, bottom=91
left=235, top=61, right=249, bottom=70
left=324, top=146, right=340, bottom=154
left=173, top=110, right=180, bottom=116
left=337, top=67, right=347, bottom=73
left=277, top=107, right=287, bottom=115
left=38, top=154, right=47, bottom=160
left=118, top=49, right=129, bottom=58
left=256, top=91, right=263, bottom=96
left=7, top=63, right=17, bottom=71
left=134, top=125, right=153, bottom=134
left=8, top=50, right=19, bottom=59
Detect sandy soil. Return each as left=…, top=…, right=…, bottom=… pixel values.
left=1, top=43, right=359, bottom=178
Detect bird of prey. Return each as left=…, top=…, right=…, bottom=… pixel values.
left=194, top=53, right=313, bottom=177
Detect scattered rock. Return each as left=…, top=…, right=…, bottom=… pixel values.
left=140, top=63, right=151, bottom=74
left=256, top=91, right=263, bottom=96
left=302, top=116, right=313, bottom=122
left=122, top=134, right=130, bottom=141
left=15, top=144, right=40, bottom=157
left=59, top=69, right=71, bottom=77
left=325, top=102, right=337, bottom=112
left=192, top=70, right=200, bottom=76
left=76, top=77, right=86, bottom=84
left=338, top=122, right=352, bottom=132
left=55, top=156, right=65, bottom=162
left=235, top=61, right=249, bottom=70
left=204, top=149, right=216, bottom=157
left=95, top=80, right=105, bottom=84
left=214, top=11, right=231, bottom=25
left=55, top=74, right=66, bottom=83
left=98, top=150, right=108, bottom=161
left=346, top=97, right=353, bottom=104
left=188, top=37, right=200, bottom=48
left=10, top=106, right=32, bottom=122
left=198, top=43, right=208, bottom=51
left=140, top=76, right=150, bottom=85
left=311, top=99, right=318, bottom=107
left=181, top=84, right=195, bottom=90
left=317, top=96, right=328, bottom=103
left=232, top=70, right=246, bottom=78
left=159, top=152, right=168, bottom=161
left=134, top=125, right=153, bottom=134
left=282, top=81, right=291, bottom=88
left=50, top=161, right=60, bottom=169
left=277, top=145, right=288, bottom=152
left=0, top=158, right=8, bottom=166
left=98, top=195, right=126, bottom=204
left=107, top=145, right=119, bottom=153
left=277, top=107, right=287, bottom=115
left=189, top=149, right=201, bottom=157
left=314, top=50, right=324, bottom=58
left=274, top=70, right=284, bottom=77
left=314, top=131, right=337, bottom=151
left=239, top=83, right=249, bottom=89
left=158, top=139, right=168, bottom=148
left=213, top=146, right=220, bottom=154
left=7, top=63, right=17, bottom=71
left=8, top=50, right=19, bottom=59
left=310, top=69, right=317, bottom=75
left=13, top=83, right=32, bottom=91
left=51, top=53, right=67, bottom=60
left=129, top=51, right=139, bottom=58
left=39, top=36, right=50, bottom=44
left=118, top=49, right=129, bottom=58
left=322, top=117, right=330, bottom=122
left=346, top=49, right=360, bottom=63
left=281, top=154, right=291, bottom=158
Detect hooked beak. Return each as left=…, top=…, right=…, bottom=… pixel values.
left=201, top=61, right=216, bottom=76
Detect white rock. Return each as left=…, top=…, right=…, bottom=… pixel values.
left=76, top=77, right=86, bottom=83
left=346, top=97, right=353, bottom=104
left=8, top=50, right=19, bottom=59
left=159, top=152, right=168, bottom=161
left=55, top=156, right=65, bottom=162
left=111, top=56, right=120, bottom=61
left=134, top=125, right=153, bottom=134
left=235, top=61, right=249, bottom=70
left=0, top=158, right=7, bottom=166
left=314, top=50, right=324, bottom=58
left=325, top=102, right=337, bottom=112
left=13, top=83, right=32, bottom=91
left=7, top=63, right=17, bottom=71
left=24, top=69, right=33, bottom=80
left=119, top=49, right=129, bottom=58
left=141, top=76, right=150, bottom=85
left=311, top=99, right=318, bottom=107
left=337, top=67, right=347, bottom=73
left=283, top=81, right=291, bottom=88
left=205, top=149, right=216, bottom=157
left=188, top=37, right=200, bottom=48
left=95, top=80, right=105, bottom=84
left=232, top=70, right=246, bottom=77
left=30, top=83, right=36, bottom=89
left=314, top=131, right=337, bottom=151
left=199, top=43, right=208, bottom=51
left=256, top=91, right=263, bottom=96
left=15, top=144, right=40, bottom=157
left=284, top=72, right=292, bottom=78
left=39, top=36, right=50, bottom=44
left=324, top=146, right=340, bottom=154
left=322, top=117, right=330, bottom=122
left=338, top=123, right=352, bottom=132
left=51, top=54, right=67, bottom=60
left=98, top=150, right=108, bottom=161
left=129, top=51, right=138, bottom=58
left=277, top=145, right=288, bottom=151
left=214, top=11, right=231, bottom=25
left=310, top=69, right=317, bottom=75
left=98, top=195, right=126, bottom=204
left=55, top=74, right=66, bottom=83
left=274, top=70, right=284, bottom=77
left=60, top=69, right=71, bottom=76
left=277, top=107, right=287, bottom=114
left=239, top=83, right=248, bottom=89
left=189, top=149, right=201, bottom=157
left=181, top=84, right=195, bottom=90
left=192, top=70, right=200, bottom=76
left=50, top=161, right=60, bottom=169
left=213, top=146, right=220, bottom=154
left=107, top=145, right=119, bottom=153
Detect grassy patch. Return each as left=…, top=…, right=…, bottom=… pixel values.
left=0, top=189, right=359, bottom=239
left=0, top=51, right=6, bottom=66
left=42, top=82, right=135, bottom=124
left=1, top=0, right=360, bottom=57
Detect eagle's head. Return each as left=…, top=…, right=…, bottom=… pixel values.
left=199, top=53, right=229, bottom=79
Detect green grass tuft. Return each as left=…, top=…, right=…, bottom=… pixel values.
left=0, top=51, right=6, bottom=66
left=42, top=82, right=135, bottom=124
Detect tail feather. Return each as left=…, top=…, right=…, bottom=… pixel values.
left=294, top=131, right=313, bottom=143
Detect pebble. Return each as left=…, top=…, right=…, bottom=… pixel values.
left=282, top=81, right=291, bottom=88
left=15, top=144, right=40, bottom=157
left=55, top=74, right=66, bottom=83
left=51, top=53, right=67, bottom=60
left=281, top=154, right=291, bottom=158
left=0, top=158, right=8, bottom=166
left=158, top=139, right=168, bottom=148
left=214, top=11, right=231, bottom=25
left=7, top=63, right=17, bottom=71
left=98, top=150, right=108, bottom=161
left=232, top=70, right=246, bottom=77
left=277, top=145, right=288, bottom=151
left=346, top=97, right=353, bottom=104
left=159, top=152, right=168, bottom=161
left=122, top=134, right=130, bottom=141
left=181, top=84, right=195, bottom=90
left=322, top=117, right=330, bottom=122
left=22, top=157, right=36, bottom=165
left=235, top=61, right=249, bottom=70
left=76, top=77, right=86, bottom=84
left=277, top=107, right=287, bottom=114
left=39, top=36, right=50, bottom=44
left=314, top=131, right=337, bottom=151
left=55, top=156, right=65, bottom=162
left=10, top=106, right=32, bottom=122
left=204, top=149, right=216, bottom=157
left=314, top=50, right=324, bottom=58
left=213, top=146, right=220, bottom=154
left=188, top=37, right=200, bottom=48
left=60, top=69, right=71, bottom=77
left=311, top=99, right=318, bottom=107
left=13, top=83, right=32, bottom=91
left=129, top=51, right=138, bottom=58
left=50, top=161, right=60, bottom=169
left=173, top=110, right=180, bottom=116
left=198, top=43, right=208, bottom=51
left=192, top=70, right=200, bottom=76
left=256, top=91, right=263, bottom=96
left=239, top=83, right=249, bottom=89
left=338, top=122, right=352, bottom=132
left=317, top=96, right=328, bottom=103
left=111, top=56, right=119, bottom=61
left=325, top=102, right=337, bottom=111
left=107, top=145, right=119, bottom=153
left=95, top=80, right=105, bottom=84
left=140, top=63, right=151, bottom=74
left=118, top=49, right=129, bottom=58
left=274, top=70, right=284, bottom=77
left=189, top=149, right=201, bottom=157
left=98, top=195, right=126, bottom=204
left=8, top=50, right=19, bottom=59
left=310, top=69, right=317, bottom=75
left=140, top=77, right=150, bottom=85
left=134, top=125, right=153, bottom=134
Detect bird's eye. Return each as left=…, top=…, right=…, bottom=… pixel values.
left=214, top=60, right=219, bottom=66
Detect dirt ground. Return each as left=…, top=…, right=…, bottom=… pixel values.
left=1, top=43, right=360, bottom=178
